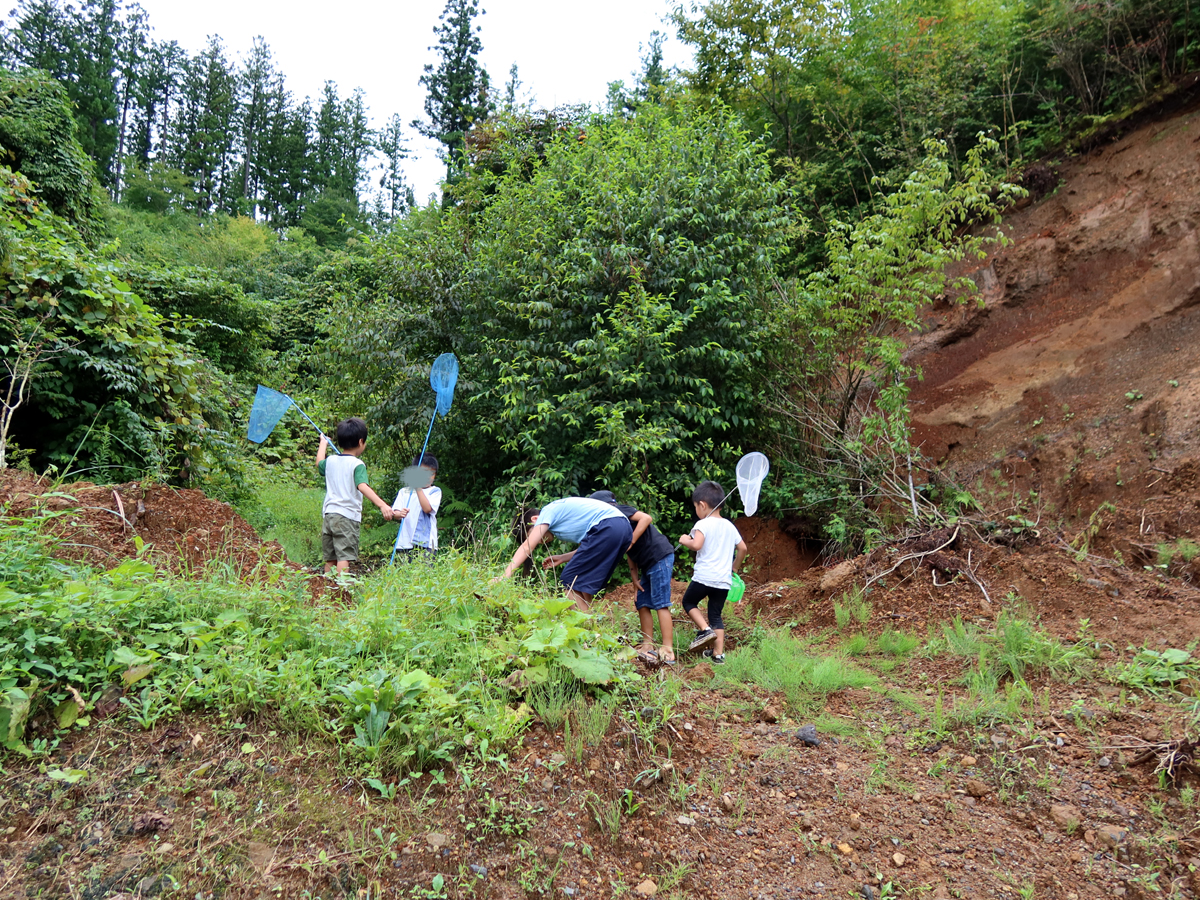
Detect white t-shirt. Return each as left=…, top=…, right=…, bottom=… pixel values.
left=691, top=516, right=741, bottom=589
left=319, top=455, right=367, bottom=522
left=393, top=485, right=443, bottom=550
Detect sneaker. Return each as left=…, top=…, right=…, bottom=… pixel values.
left=702, top=648, right=726, bottom=665
left=688, top=629, right=717, bottom=651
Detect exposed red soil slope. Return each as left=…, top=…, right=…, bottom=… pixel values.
left=907, top=89, right=1200, bottom=569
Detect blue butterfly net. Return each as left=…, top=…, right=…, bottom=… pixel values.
left=246, top=386, right=294, bottom=443
left=430, top=353, right=459, bottom=416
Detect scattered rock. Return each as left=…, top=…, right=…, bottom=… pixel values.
left=849, top=812, right=862, bottom=830
left=893, top=852, right=907, bottom=866
left=961, top=755, right=977, bottom=766
left=634, top=879, right=658, bottom=896
left=1097, top=825, right=1129, bottom=848
left=562, top=888, right=576, bottom=897
left=819, top=559, right=858, bottom=593
left=425, top=833, right=448, bottom=850
left=549, top=753, right=566, bottom=766
left=722, top=793, right=735, bottom=812
left=861, top=886, right=876, bottom=900
left=677, top=815, right=696, bottom=826
left=965, top=779, right=991, bottom=798
left=800, top=811, right=816, bottom=830
left=540, top=776, right=554, bottom=792
left=795, top=724, right=821, bottom=746
left=1098, top=756, right=1112, bottom=768
left=760, top=704, right=781, bottom=724
left=1050, top=804, right=1082, bottom=830
left=469, top=864, right=487, bottom=878
left=132, top=812, right=173, bottom=835
left=838, top=842, right=854, bottom=855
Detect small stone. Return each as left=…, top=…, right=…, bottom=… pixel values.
left=563, top=888, right=576, bottom=897
left=861, top=886, right=876, bottom=900
left=965, top=779, right=990, bottom=798
left=540, top=777, right=554, bottom=792
left=893, top=852, right=906, bottom=866
left=961, top=755, right=977, bottom=766
left=634, top=879, right=658, bottom=896
left=800, top=811, right=816, bottom=830
left=1097, top=824, right=1128, bottom=848
left=795, top=724, right=821, bottom=747
left=1050, top=804, right=1082, bottom=830
left=849, top=812, right=862, bottom=830
left=838, top=842, right=853, bottom=855
left=677, top=816, right=695, bottom=826
left=683, top=722, right=694, bottom=731
left=1098, top=756, right=1111, bottom=768
left=761, top=705, right=781, bottom=723
left=721, top=793, right=735, bottom=812
left=549, top=752, right=566, bottom=766
left=990, top=733, right=1006, bottom=747
left=469, top=864, right=487, bottom=878
left=425, top=833, right=448, bottom=850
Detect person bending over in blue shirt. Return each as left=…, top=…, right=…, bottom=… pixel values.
left=498, top=497, right=633, bottom=612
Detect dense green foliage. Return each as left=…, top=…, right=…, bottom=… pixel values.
left=0, top=513, right=633, bottom=765
left=674, top=0, right=1200, bottom=262
left=0, top=68, right=103, bottom=237
left=1, top=2, right=405, bottom=234
left=323, top=103, right=790, bottom=527
left=0, top=0, right=1195, bottom=545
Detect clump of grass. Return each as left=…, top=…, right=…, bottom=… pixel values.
left=926, top=611, right=1093, bottom=682
left=716, top=628, right=877, bottom=712
left=529, top=667, right=579, bottom=729
left=877, top=628, right=920, bottom=657
left=833, top=585, right=872, bottom=630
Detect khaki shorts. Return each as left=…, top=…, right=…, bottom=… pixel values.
left=322, top=513, right=361, bottom=562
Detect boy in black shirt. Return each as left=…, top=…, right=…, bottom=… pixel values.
left=589, top=490, right=676, bottom=664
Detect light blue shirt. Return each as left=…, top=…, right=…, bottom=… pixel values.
left=537, top=497, right=625, bottom=544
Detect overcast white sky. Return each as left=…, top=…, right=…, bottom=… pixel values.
left=133, top=0, right=694, bottom=203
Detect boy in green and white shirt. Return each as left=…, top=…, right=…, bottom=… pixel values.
left=316, top=417, right=394, bottom=574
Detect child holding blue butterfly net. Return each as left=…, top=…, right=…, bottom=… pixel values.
left=392, top=453, right=442, bottom=561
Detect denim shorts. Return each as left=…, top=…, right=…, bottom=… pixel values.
left=635, top=553, right=675, bottom=611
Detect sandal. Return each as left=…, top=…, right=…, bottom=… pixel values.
left=636, top=648, right=661, bottom=664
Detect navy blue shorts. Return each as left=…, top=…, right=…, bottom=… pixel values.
left=559, top=516, right=633, bottom=596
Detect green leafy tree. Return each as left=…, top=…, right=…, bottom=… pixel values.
left=324, top=102, right=791, bottom=525
left=415, top=0, right=493, bottom=185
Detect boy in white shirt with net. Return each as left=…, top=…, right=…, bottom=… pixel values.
left=678, top=480, right=747, bottom=664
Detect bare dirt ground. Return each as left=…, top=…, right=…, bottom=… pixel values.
left=4, top=93, right=1200, bottom=900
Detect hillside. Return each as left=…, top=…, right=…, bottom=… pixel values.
left=909, top=85, right=1200, bottom=575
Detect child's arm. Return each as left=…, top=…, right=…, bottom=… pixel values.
left=629, top=559, right=642, bottom=591
left=415, top=487, right=435, bottom=515
left=629, top=511, right=652, bottom=547
left=542, top=549, right=576, bottom=570
left=732, top=539, right=748, bottom=573
left=316, top=435, right=329, bottom=465
left=500, top=523, right=550, bottom=579
left=358, top=483, right=395, bottom=520
left=679, top=529, right=705, bottom=552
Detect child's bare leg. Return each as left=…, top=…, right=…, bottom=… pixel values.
left=637, top=608, right=656, bottom=653
left=565, top=588, right=592, bottom=612
left=336, top=560, right=351, bottom=574
left=686, top=607, right=708, bottom=631
left=656, top=609, right=674, bottom=661
left=714, top=628, right=725, bottom=656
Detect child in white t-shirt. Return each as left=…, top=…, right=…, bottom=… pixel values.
left=392, top=453, right=443, bottom=559
left=678, top=480, right=747, bottom=664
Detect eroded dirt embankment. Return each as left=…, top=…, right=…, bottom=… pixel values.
left=904, top=90, right=1200, bottom=570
